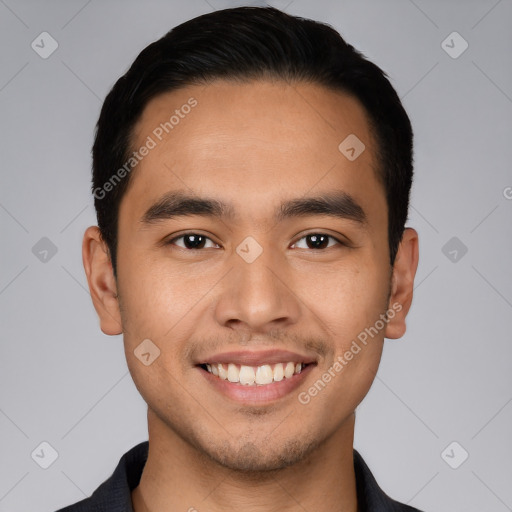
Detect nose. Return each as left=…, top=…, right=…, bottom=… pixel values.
left=213, top=243, right=302, bottom=335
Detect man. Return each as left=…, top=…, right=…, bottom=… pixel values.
left=58, top=5, right=421, bottom=511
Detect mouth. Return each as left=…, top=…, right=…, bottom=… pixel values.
left=198, top=361, right=310, bottom=386
left=195, top=350, right=317, bottom=404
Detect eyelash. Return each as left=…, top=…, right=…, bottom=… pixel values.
left=166, top=232, right=346, bottom=251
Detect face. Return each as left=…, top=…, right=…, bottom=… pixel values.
left=84, top=79, right=418, bottom=472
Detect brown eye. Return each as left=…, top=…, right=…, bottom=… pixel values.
left=292, top=234, right=343, bottom=250
left=168, top=234, right=219, bottom=250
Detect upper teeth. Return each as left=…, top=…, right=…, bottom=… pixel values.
left=205, top=362, right=304, bottom=385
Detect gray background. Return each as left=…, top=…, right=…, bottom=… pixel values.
left=1, top=0, right=511, bottom=510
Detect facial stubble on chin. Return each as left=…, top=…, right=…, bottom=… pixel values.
left=188, top=423, right=327, bottom=475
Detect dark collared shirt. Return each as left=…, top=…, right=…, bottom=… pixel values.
left=56, top=441, right=423, bottom=511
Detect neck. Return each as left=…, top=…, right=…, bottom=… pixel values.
left=132, top=409, right=358, bottom=512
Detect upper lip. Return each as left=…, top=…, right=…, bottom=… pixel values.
left=197, top=349, right=318, bottom=366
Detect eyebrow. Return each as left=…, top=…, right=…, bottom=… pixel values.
left=140, top=190, right=368, bottom=228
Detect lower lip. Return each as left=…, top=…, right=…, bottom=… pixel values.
left=199, top=364, right=315, bottom=404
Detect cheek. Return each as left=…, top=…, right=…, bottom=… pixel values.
left=304, top=254, right=389, bottom=340
left=116, top=247, right=220, bottom=350
left=115, top=247, right=172, bottom=339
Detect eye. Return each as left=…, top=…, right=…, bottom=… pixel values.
left=167, top=233, right=220, bottom=250
left=291, top=233, right=344, bottom=250
left=165, top=232, right=345, bottom=251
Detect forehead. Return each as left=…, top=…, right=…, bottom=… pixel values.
left=123, top=79, right=383, bottom=226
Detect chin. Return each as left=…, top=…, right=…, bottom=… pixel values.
left=200, top=435, right=320, bottom=473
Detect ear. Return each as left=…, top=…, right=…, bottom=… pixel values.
left=385, top=227, right=419, bottom=339
left=82, top=226, right=123, bottom=335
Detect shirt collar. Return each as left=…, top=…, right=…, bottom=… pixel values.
left=58, top=441, right=421, bottom=511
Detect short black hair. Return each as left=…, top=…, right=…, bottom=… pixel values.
left=92, top=6, right=413, bottom=277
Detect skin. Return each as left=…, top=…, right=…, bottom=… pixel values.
left=83, top=79, right=419, bottom=512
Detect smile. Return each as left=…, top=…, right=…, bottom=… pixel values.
left=200, top=362, right=306, bottom=386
